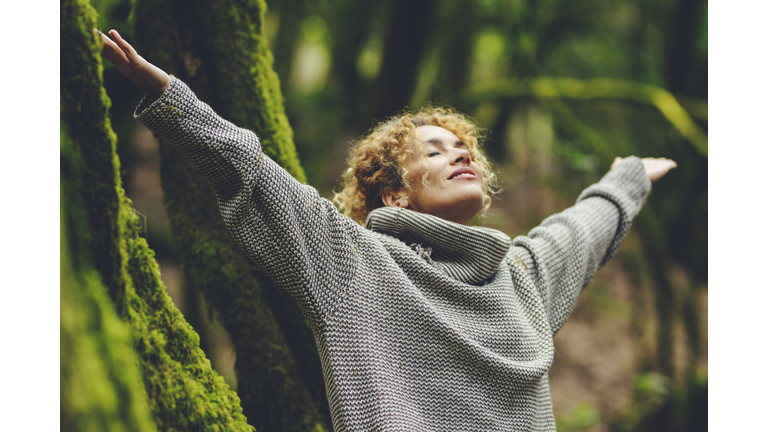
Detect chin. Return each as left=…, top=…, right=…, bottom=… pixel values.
left=453, top=194, right=485, bottom=222
left=467, top=201, right=485, bottom=220
left=463, top=191, right=485, bottom=211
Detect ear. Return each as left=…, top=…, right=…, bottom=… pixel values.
left=382, top=190, right=409, bottom=208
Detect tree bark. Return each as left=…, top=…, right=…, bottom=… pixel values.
left=371, top=0, right=436, bottom=119
left=132, top=0, right=331, bottom=430
left=61, top=133, right=158, bottom=432
left=61, top=0, right=252, bottom=430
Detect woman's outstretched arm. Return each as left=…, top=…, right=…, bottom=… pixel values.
left=97, top=29, right=171, bottom=99
left=99, top=31, right=361, bottom=326
left=510, top=156, right=673, bottom=335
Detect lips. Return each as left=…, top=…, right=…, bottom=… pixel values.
left=448, top=167, right=477, bottom=180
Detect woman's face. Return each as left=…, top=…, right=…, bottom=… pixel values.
left=384, top=125, right=485, bottom=225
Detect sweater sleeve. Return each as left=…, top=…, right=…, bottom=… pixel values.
left=134, top=77, right=360, bottom=327
left=509, top=157, right=650, bottom=335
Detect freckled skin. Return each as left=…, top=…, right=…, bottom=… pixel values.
left=383, top=125, right=485, bottom=225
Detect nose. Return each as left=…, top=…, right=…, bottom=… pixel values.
left=451, top=148, right=471, bottom=165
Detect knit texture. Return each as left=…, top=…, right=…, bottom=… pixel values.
left=136, top=77, right=651, bottom=432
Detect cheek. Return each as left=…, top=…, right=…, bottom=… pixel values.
left=415, top=161, right=440, bottom=185
left=473, top=162, right=484, bottom=183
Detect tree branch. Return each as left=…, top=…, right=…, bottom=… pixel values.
left=461, top=77, right=708, bottom=157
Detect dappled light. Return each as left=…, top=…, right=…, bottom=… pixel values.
left=290, top=16, right=332, bottom=94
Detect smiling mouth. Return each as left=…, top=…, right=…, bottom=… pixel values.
left=448, top=168, right=477, bottom=180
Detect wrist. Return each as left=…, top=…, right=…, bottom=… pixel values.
left=145, top=65, right=171, bottom=99
left=151, top=74, right=171, bottom=99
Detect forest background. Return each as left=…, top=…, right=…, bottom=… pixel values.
left=55, top=0, right=715, bottom=430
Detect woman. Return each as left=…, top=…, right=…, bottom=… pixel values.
left=100, top=29, right=676, bottom=432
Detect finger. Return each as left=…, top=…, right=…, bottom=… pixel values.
left=95, top=29, right=113, bottom=51
left=96, top=29, right=122, bottom=56
left=100, top=35, right=130, bottom=66
left=99, top=40, right=122, bottom=64
left=655, top=159, right=677, bottom=171
left=107, top=29, right=129, bottom=54
left=611, top=157, right=623, bottom=170
left=648, top=161, right=678, bottom=182
left=109, top=29, right=139, bottom=60
left=102, top=37, right=123, bottom=58
left=94, top=28, right=107, bottom=42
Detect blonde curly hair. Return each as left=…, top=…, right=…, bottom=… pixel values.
left=333, top=106, right=499, bottom=225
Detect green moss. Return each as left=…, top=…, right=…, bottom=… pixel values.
left=62, top=128, right=157, bottom=432
left=61, top=0, right=123, bottom=305
left=199, top=0, right=306, bottom=182
left=61, top=0, right=253, bottom=430
left=130, top=0, right=331, bottom=430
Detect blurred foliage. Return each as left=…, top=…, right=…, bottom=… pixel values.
left=556, top=402, right=601, bottom=432
left=91, top=0, right=707, bottom=430
left=635, top=372, right=672, bottom=408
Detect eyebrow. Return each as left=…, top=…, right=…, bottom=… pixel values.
left=423, top=138, right=465, bottom=146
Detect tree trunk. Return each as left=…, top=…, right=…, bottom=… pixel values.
left=132, top=0, right=331, bottom=430
left=61, top=134, right=158, bottom=432
left=371, top=0, right=436, bottom=119
left=61, top=1, right=252, bottom=430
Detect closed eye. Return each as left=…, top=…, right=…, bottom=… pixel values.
left=427, top=151, right=440, bottom=157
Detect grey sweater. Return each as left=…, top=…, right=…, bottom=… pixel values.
left=136, top=77, right=651, bottom=432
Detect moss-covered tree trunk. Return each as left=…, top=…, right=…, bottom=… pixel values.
left=61, top=0, right=252, bottom=430
left=61, top=133, right=158, bottom=432
left=132, top=0, right=331, bottom=431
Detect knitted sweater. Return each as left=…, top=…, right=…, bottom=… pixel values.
left=136, top=77, right=651, bottom=432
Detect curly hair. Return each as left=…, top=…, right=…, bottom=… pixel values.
left=332, top=106, right=499, bottom=225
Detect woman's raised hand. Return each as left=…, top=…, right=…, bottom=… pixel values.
left=612, top=157, right=678, bottom=183
left=97, top=29, right=171, bottom=99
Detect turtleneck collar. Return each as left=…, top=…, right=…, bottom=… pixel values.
left=365, top=207, right=511, bottom=285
